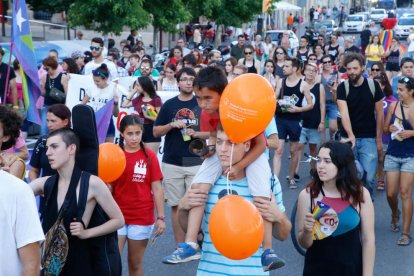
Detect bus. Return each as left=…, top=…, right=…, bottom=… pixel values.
left=377, top=0, right=396, bottom=10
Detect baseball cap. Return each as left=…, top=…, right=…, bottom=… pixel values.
left=71, top=50, right=84, bottom=59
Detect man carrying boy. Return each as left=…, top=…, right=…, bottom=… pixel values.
left=178, top=124, right=291, bottom=275
left=163, top=66, right=285, bottom=271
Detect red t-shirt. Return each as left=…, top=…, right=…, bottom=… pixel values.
left=201, top=110, right=267, bottom=146
left=200, top=110, right=220, bottom=132
left=132, top=95, right=162, bottom=124
left=112, top=148, right=163, bottom=225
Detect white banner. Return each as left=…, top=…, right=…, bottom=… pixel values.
left=66, top=74, right=179, bottom=161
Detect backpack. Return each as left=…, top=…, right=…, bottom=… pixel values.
left=41, top=168, right=82, bottom=275
left=77, top=172, right=122, bottom=276
left=343, top=78, right=376, bottom=98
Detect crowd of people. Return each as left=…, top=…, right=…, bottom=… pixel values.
left=1, top=22, right=414, bottom=276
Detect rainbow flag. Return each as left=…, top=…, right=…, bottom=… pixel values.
left=11, top=0, right=41, bottom=124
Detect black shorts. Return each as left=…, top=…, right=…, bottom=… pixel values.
left=386, top=63, right=399, bottom=72
left=143, top=123, right=161, bottom=143
left=106, top=119, right=115, bottom=136
left=276, top=116, right=302, bottom=142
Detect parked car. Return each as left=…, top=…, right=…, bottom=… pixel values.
left=343, top=14, right=369, bottom=33
left=370, top=9, right=387, bottom=23
left=314, top=20, right=338, bottom=37
left=395, top=17, right=414, bottom=39
left=265, top=30, right=299, bottom=49
left=0, top=40, right=92, bottom=67
left=356, top=11, right=371, bottom=22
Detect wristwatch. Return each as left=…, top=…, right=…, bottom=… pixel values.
left=157, top=216, right=166, bottom=221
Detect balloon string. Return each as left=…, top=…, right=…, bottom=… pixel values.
left=226, top=143, right=235, bottom=195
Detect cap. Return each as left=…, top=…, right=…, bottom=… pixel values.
left=71, top=50, right=84, bottom=59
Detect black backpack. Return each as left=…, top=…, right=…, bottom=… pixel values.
left=77, top=171, right=122, bottom=276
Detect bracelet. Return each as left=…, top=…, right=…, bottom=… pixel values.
left=157, top=216, right=166, bottom=221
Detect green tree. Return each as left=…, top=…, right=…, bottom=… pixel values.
left=68, top=0, right=150, bottom=35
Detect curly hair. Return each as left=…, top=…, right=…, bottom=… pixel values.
left=0, top=106, right=23, bottom=150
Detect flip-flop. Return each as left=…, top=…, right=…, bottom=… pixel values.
left=397, top=233, right=412, bottom=246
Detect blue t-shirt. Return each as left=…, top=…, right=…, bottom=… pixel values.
left=197, top=175, right=285, bottom=275
left=154, top=95, right=203, bottom=167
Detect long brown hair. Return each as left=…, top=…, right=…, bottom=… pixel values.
left=118, top=115, right=149, bottom=164
left=308, top=142, right=364, bottom=206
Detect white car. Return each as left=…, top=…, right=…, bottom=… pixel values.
left=370, top=9, right=387, bottom=23
left=395, top=17, right=414, bottom=39
left=343, top=15, right=369, bottom=33
left=265, top=30, right=299, bottom=49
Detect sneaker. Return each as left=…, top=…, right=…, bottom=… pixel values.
left=288, top=179, right=297, bottom=189
left=162, top=243, right=201, bottom=264
left=285, top=174, right=300, bottom=181
left=261, top=249, right=286, bottom=272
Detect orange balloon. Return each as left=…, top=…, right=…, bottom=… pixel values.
left=98, top=143, right=126, bottom=183
left=209, top=195, right=264, bottom=260
left=219, top=73, right=276, bottom=143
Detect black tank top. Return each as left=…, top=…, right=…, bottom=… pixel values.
left=302, top=83, right=321, bottom=129
left=279, top=78, right=304, bottom=121
left=243, top=58, right=258, bottom=74
left=45, top=73, right=65, bottom=105
left=327, top=44, right=339, bottom=62
left=298, top=49, right=309, bottom=63
left=41, top=167, right=93, bottom=276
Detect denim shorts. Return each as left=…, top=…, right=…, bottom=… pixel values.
left=384, top=154, right=414, bottom=173
left=326, top=102, right=338, bottom=120
left=117, top=224, right=154, bottom=240
left=299, top=127, right=322, bottom=145
left=275, top=117, right=301, bottom=141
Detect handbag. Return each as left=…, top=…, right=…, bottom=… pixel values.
left=41, top=169, right=82, bottom=276
left=47, top=74, right=66, bottom=103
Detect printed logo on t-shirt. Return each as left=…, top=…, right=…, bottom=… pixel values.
left=173, top=108, right=199, bottom=127
left=133, top=160, right=147, bottom=182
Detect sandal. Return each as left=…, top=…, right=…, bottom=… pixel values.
left=377, top=180, right=385, bottom=191
left=390, top=209, right=401, bottom=233
left=397, top=233, right=412, bottom=246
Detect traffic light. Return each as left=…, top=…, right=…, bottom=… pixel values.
left=262, top=0, right=272, bottom=13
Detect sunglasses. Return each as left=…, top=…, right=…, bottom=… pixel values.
left=371, top=68, right=380, bottom=72
left=322, top=61, right=331, bottom=64
left=276, top=52, right=284, bottom=55
left=140, top=66, right=151, bottom=70
left=90, top=46, right=101, bottom=51
left=244, top=51, right=253, bottom=55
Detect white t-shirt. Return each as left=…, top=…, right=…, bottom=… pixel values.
left=409, top=33, right=414, bottom=52
left=84, top=59, right=118, bottom=81
left=0, top=170, right=44, bottom=275
left=86, top=82, right=117, bottom=112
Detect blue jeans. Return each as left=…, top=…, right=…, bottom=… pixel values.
left=40, top=105, right=49, bottom=136
left=353, top=138, right=378, bottom=198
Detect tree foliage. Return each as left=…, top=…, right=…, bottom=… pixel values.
left=26, top=0, right=268, bottom=34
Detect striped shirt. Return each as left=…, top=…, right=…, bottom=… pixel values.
left=197, top=175, right=285, bottom=275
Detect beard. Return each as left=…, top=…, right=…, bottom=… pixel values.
left=348, top=72, right=363, bottom=85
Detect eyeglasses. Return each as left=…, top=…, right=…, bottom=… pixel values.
left=179, top=77, right=195, bottom=83
left=322, top=61, right=331, bottom=64
left=371, top=68, right=381, bottom=72
left=140, top=66, right=151, bottom=70
left=90, top=46, right=101, bottom=51
left=244, top=51, right=253, bottom=55
left=92, top=70, right=107, bottom=78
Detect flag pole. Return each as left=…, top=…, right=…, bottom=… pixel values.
left=3, top=12, right=13, bottom=105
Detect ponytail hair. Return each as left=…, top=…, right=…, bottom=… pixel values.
left=118, top=115, right=150, bottom=164
left=92, top=63, right=110, bottom=79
